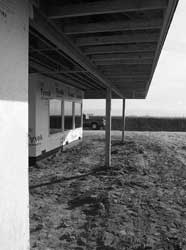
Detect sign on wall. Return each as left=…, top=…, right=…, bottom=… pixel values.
left=39, top=79, right=83, bottom=100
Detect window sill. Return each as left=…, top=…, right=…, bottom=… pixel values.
left=49, top=131, right=63, bottom=137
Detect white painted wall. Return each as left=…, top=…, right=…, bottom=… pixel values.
left=0, top=0, right=29, bottom=250
left=29, top=74, right=83, bottom=158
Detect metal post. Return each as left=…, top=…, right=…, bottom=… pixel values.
left=122, top=99, right=126, bottom=143
left=105, top=88, right=112, bottom=167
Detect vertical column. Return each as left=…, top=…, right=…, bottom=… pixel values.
left=72, top=101, right=75, bottom=129
left=0, top=1, right=29, bottom=250
left=61, top=100, right=65, bottom=132
left=81, top=102, right=83, bottom=128
left=122, top=99, right=126, bottom=143
left=105, top=88, right=112, bottom=168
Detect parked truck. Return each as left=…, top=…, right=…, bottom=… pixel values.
left=83, top=114, right=106, bottom=130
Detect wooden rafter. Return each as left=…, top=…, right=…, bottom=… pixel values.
left=82, top=43, right=157, bottom=55
left=84, top=89, right=142, bottom=99
left=64, top=18, right=163, bottom=35
left=107, top=79, right=149, bottom=83
left=99, top=64, right=152, bottom=71
left=30, top=60, right=88, bottom=90
left=30, top=10, right=123, bottom=98
left=94, top=60, right=153, bottom=66
left=113, top=81, right=147, bottom=86
left=90, top=52, right=154, bottom=61
left=29, top=68, right=87, bottom=74
left=104, top=74, right=149, bottom=78
left=75, top=32, right=160, bottom=46
left=48, top=0, right=167, bottom=19
left=30, top=60, right=104, bottom=90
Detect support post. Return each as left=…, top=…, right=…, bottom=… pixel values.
left=61, top=100, right=65, bottom=132
left=122, top=99, right=126, bottom=143
left=81, top=102, right=83, bottom=128
left=105, top=88, right=112, bottom=168
left=72, top=101, right=75, bottom=129
left=0, top=1, right=29, bottom=249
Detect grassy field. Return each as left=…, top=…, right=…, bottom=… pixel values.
left=30, top=131, right=186, bottom=250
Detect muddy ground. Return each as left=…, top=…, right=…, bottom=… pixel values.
left=30, top=131, right=186, bottom=250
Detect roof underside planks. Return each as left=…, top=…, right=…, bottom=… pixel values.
left=29, top=0, right=179, bottom=99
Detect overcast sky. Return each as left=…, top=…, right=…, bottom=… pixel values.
left=83, top=0, right=186, bottom=117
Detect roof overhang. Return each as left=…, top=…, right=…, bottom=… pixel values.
left=29, top=0, right=179, bottom=99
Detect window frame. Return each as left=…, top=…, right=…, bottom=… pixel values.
left=48, top=98, right=63, bottom=135
left=74, top=102, right=82, bottom=128
left=48, top=98, right=83, bottom=135
left=64, top=100, right=74, bottom=131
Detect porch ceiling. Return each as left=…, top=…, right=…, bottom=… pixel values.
left=29, top=0, right=178, bottom=99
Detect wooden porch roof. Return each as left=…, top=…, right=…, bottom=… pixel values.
left=29, top=0, right=178, bottom=99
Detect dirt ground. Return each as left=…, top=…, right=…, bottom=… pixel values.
left=30, top=131, right=186, bottom=250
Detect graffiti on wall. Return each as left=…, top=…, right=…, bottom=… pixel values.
left=0, top=0, right=15, bottom=18
left=29, top=134, right=43, bottom=146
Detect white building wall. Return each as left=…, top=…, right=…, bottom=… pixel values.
left=29, top=74, right=83, bottom=158
left=0, top=0, right=29, bottom=249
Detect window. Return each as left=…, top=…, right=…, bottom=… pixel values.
left=64, top=101, right=73, bottom=130
left=49, top=99, right=62, bottom=134
left=75, top=102, right=82, bottom=128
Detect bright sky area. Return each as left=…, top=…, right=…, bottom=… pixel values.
left=83, top=0, right=186, bottom=117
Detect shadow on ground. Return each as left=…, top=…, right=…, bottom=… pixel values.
left=30, top=131, right=186, bottom=250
